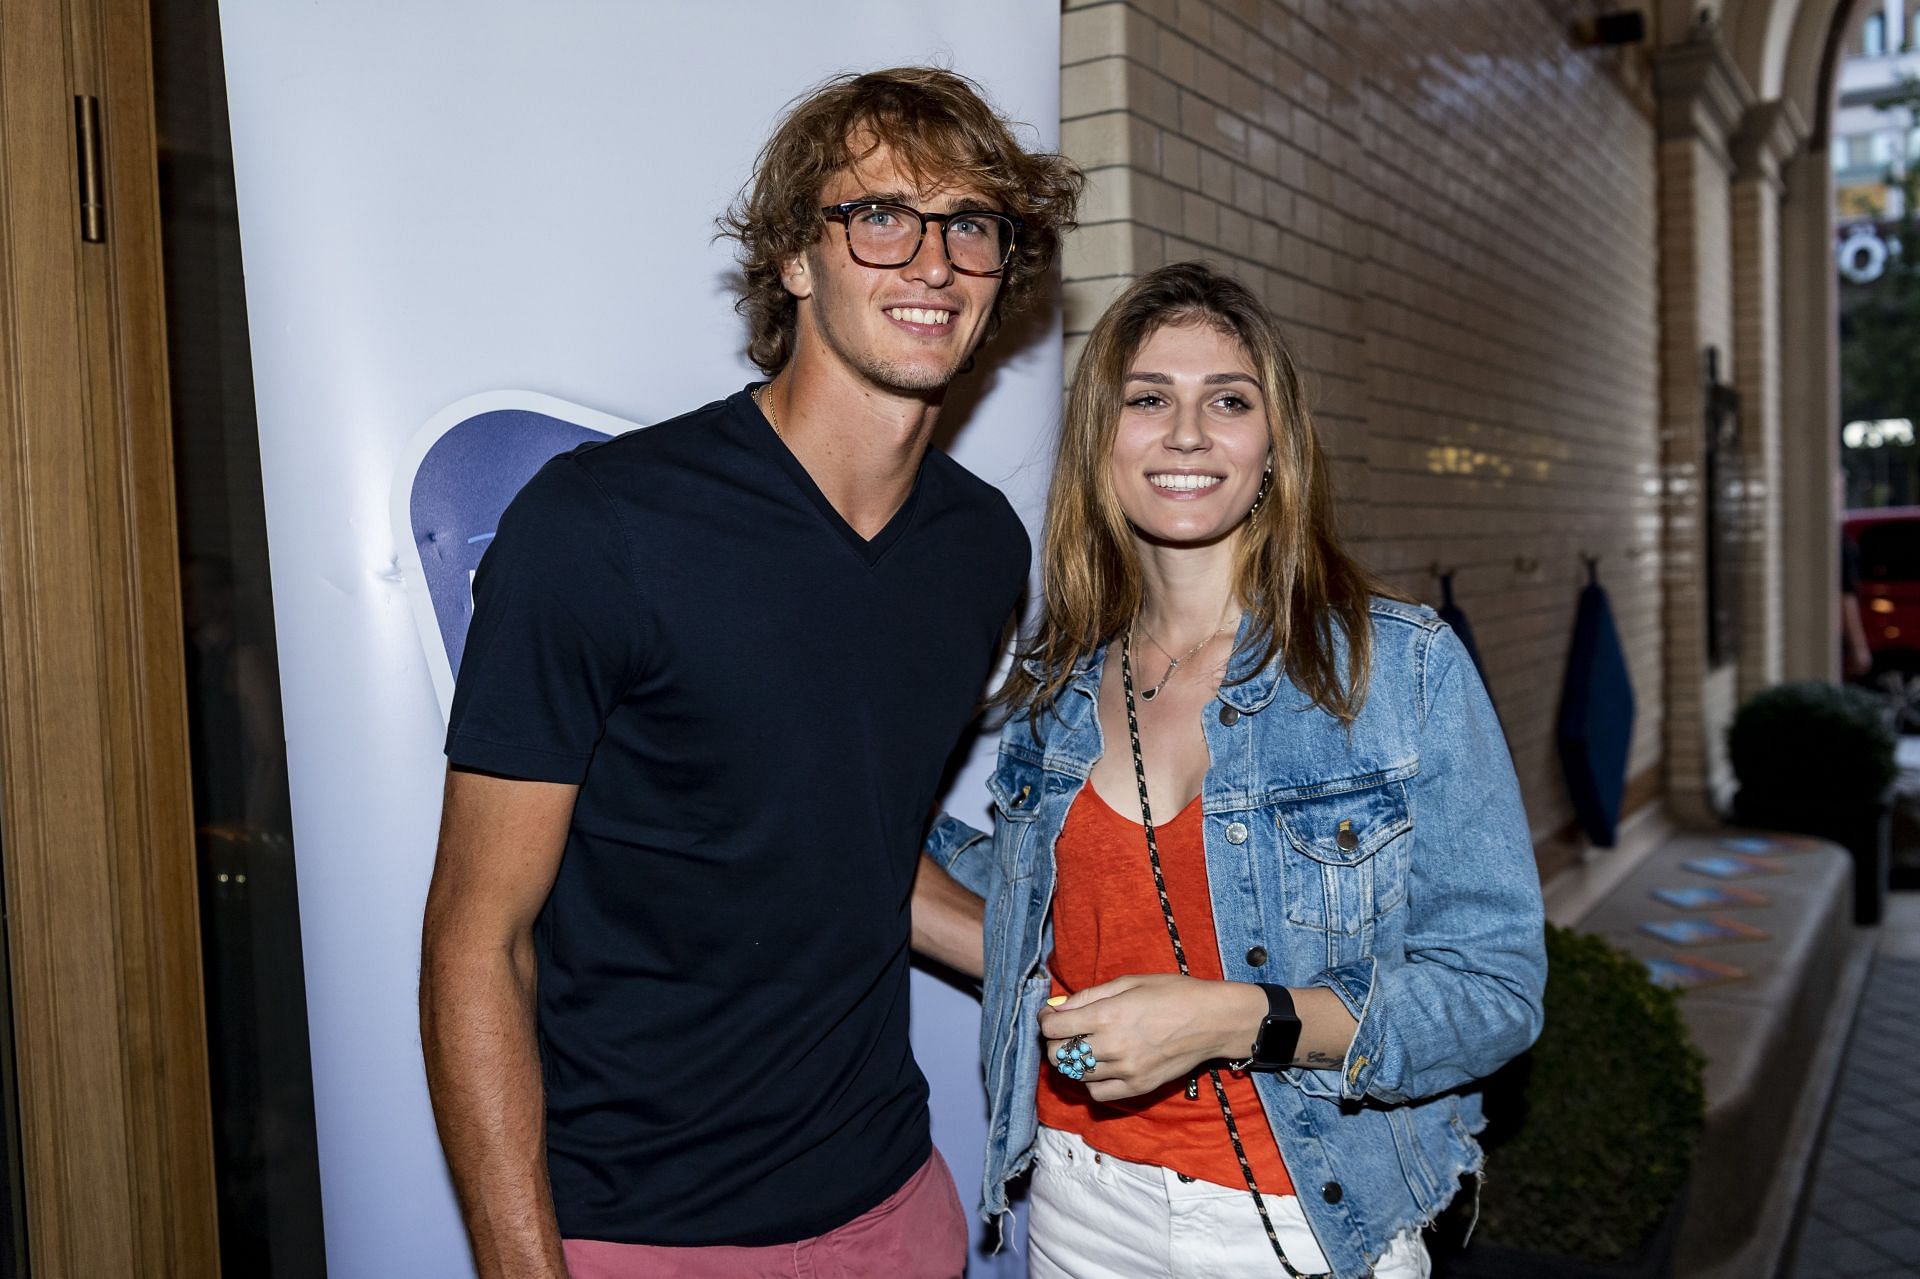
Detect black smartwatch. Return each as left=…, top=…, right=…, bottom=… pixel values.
left=1241, top=983, right=1302, bottom=1071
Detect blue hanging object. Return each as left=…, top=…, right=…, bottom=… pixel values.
left=1557, top=558, right=1636, bottom=847
left=1435, top=571, right=1492, bottom=697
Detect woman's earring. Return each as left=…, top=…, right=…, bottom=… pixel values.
left=1248, top=463, right=1272, bottom=518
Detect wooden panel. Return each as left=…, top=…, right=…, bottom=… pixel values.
left=95, top=0, right=223, bottom=1268
left=0, top=0, right=221, bottom=1273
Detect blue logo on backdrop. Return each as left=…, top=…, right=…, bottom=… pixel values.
left=393, top=392, right=637, bottom=719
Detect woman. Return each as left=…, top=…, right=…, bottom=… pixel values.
left=926, top=262, right=1546, bottom=1278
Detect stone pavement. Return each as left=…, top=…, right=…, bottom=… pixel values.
left=1783, top=892, right=1920, bottom=1278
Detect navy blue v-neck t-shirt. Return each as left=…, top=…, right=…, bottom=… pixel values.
left=445, top=386, right=1029, bottom=1246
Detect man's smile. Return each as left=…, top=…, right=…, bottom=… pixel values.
left=883, top=304, right=957, bottom=332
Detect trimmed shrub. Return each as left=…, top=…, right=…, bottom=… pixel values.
left=1473, top=924, right=1707, bottom=1262
left=1728, top=680, right=1895, bottom=823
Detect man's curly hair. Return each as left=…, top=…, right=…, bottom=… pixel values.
left=720, top=67, right=1083, bottom=375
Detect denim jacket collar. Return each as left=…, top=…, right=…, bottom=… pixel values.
left=1218, top=612, right=1285, bottom=713
left=1018, top=640, right=1100, bottom=700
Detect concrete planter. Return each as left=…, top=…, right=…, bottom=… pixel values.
left=1730, top=796, right=1892, bottom=925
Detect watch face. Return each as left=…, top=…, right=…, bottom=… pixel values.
left=1254, top=1012, right=1303, bottom=1068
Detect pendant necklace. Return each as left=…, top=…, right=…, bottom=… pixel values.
left=1131, top=609, right=1233, bottom=701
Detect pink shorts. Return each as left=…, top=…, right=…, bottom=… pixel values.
left=560, top=1147, right=968, bottom=1279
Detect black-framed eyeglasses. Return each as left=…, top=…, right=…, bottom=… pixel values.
left=821, top=200, right=1023, bottom=277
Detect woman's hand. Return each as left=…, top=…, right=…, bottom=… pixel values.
left=1037, top=974, right=1267, bottom=1103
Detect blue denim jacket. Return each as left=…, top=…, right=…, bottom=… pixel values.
left=926, top=599, right=1546, bottom=1279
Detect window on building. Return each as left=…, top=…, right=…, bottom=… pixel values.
left=1864, top=12, right=1887, bottom=55
left=1835, top=134, right=1878, bottom=172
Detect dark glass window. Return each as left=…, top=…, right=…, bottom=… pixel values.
left=151, top=1, right=326, bottom=1273
left=1858, top=520, right=1920, bottom=580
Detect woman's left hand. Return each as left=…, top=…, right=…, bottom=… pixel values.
left=1038, top=973, right=1267, bottom=1103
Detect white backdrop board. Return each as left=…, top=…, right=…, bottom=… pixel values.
left=217, top=6, right=1060, bottom=1273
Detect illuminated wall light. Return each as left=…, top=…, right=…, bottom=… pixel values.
left=1843, top=418, right=1916, bottom=448
left=1871, top=597, right=1897, bottom=613
left=1886, top=627, right=1903, bottom=640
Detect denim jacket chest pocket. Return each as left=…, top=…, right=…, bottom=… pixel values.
left=1273, top=777, right=1413, bottom=935
left=987, top=756, right=1048, bottom=882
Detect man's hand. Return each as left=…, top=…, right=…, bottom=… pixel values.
left=1036, top=974, right=1265, bottom=1103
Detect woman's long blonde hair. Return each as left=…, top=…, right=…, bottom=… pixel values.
left=1001, top=261, right=1391, bottom=722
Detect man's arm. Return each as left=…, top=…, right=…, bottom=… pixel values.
left=420, top=767, right=577, bottom=1279
left=911, top=852, right=984, bottom=979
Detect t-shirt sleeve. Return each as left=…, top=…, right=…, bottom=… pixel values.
left=445, top=452, right=643, bottom=783
left=996, top=493, right=1033, bottom=616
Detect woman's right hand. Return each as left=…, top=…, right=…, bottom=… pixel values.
left=1038, top=973, right=1267, bottom=1102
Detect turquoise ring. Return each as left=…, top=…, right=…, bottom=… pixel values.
left=1051, top=1034, right=1097, bottom=1081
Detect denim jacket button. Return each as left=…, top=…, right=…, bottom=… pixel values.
left=1225, top=821, right=1249, bottom=845
left=1246, top=946, right=1268, bottom=966
left=1218, top=705, right=1240, bottom=726
left=1322, top=1181, right=1344, bottom=1204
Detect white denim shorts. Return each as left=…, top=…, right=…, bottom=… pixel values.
left=1027, top=1125, right=1430, bottom=1279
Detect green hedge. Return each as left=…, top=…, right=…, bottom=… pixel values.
left=1473, top=924, right=1707, bottom=1261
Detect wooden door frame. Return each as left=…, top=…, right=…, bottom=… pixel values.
left=0, top=0, right=222, bottom=1273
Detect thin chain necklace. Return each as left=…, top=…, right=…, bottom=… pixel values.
left=1119, top=630, right=1323, bottom=1279
left=1133, top=611, right=1233, bottom=702
left=756, top=383, right=785, bottom=441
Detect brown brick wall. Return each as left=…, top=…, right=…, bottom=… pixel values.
left=1060, top=0, right=1666, bottom=845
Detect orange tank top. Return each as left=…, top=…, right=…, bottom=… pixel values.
left=1037, top=783, right=1293, bottom=1196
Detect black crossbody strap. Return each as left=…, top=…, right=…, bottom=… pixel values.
left=1119, top=628, right=1327, bottom=1279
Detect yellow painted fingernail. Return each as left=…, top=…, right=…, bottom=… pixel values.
left=1046, top=995, right=1067, bottom=1006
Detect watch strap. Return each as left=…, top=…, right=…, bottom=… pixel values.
left=1244, top=983, right=1302, bottom=1071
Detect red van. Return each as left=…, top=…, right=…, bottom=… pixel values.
left=1845, top=507, right=1920, bottom=673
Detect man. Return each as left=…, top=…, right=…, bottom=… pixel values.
left=419, top=68, right=1081, bottom=1279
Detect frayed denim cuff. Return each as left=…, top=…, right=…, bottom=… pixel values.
left=1310, top=955, right=1382, bottom=1102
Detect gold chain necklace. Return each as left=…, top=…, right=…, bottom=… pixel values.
left=756, top=384, right=785, bottom=440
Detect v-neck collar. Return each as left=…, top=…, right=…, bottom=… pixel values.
left=734, top=385, right=924, bottom=568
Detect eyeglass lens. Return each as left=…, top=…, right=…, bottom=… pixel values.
left=843, top=203, right=1012, bottom=273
